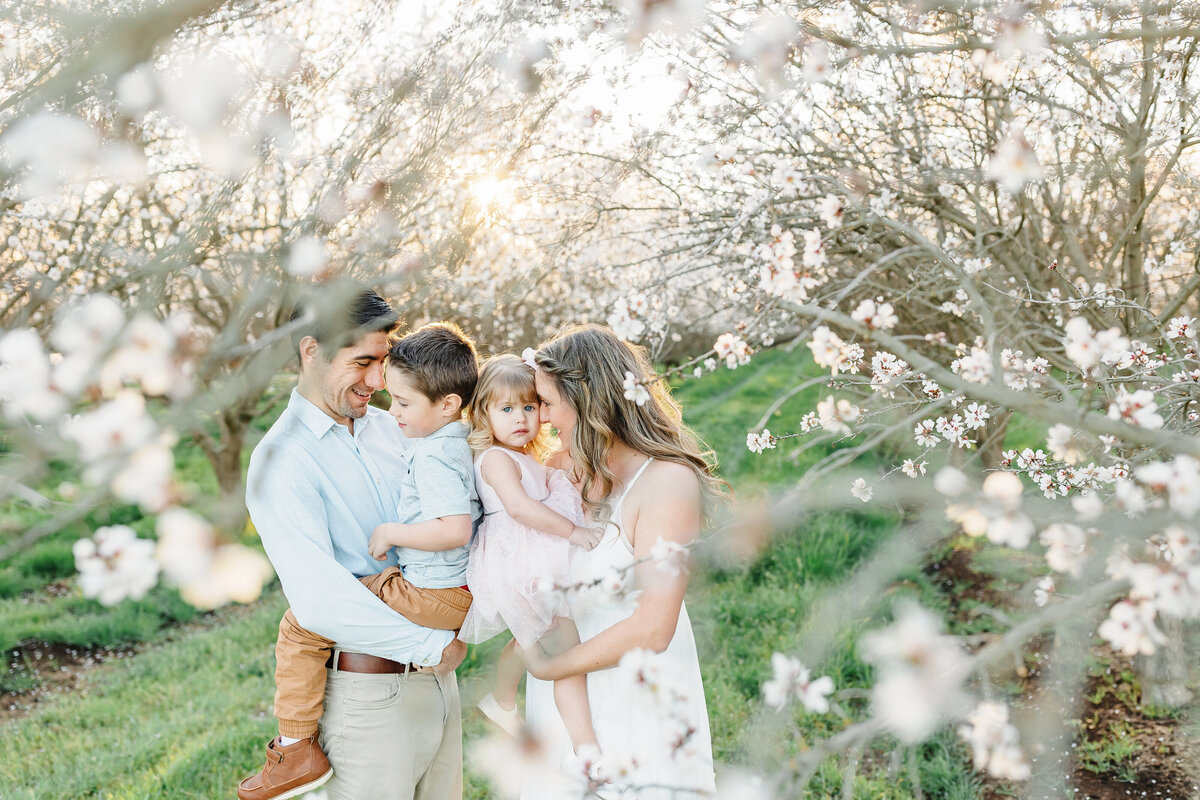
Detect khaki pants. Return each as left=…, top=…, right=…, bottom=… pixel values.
left=321, top=666, right=462, bottom=800
left=274, top=566, right=472, bottom=738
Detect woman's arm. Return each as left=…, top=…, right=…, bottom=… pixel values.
left=480, top=450, right=599, bottom=549
left=524, top=461, right=702, bottom=680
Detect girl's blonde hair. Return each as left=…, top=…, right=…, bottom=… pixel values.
left=466, top=354, right=555, bottom=462
left=534, top=324, right=728, bottom=518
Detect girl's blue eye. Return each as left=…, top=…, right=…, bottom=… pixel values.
left=524, top=405, right=535, bottom=412
left=501, top=406, right=512, bottom=413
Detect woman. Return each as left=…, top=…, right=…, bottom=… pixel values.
left=520, top=324, right=727, bottom=799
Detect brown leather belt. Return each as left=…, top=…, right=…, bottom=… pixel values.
left=325, top=651, right=420, bottom=674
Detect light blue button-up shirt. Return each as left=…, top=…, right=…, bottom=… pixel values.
left=246, top=388, right=452, bottom=666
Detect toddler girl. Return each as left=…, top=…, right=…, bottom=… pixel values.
left=459, top=354, right=602, bottom=756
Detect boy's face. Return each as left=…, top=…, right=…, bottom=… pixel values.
left=385, top=365, right=456, bottom=438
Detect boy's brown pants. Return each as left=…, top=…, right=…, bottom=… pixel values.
left=273, top=566, right=472, bottom=738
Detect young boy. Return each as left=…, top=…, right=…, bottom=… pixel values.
left=239, top=322, right=480, bottom=800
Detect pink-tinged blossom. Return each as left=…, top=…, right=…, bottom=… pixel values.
left=1165, top=525, right=1200, bottom=564
left=61, top=390, right=158, bottom=483
left=1098, top=600, right=1166, bottom=656
left=1167, top=315, right=1196, bottom=339
left=802, top=41, right=830, bottom=83
left=608, top=296, right=648, bottom=342
left=963, top=403, right=990, bottom=430
left=622, top=371, right=650, bottom=406
left=799, top=412, right=820, bottom=433
left=850, top=478, right=872, bottom=503
left=1064, top=317, right=1129, bottom=372
left=870, top=351, right=909, bottom=395
left=861, top=602, right=970, bottom=743
left=902, top=459, right=927, bottom=478
left=73, top=525, right=160, bottom=606
left=801, top=228, right=826, bottom=269
left=958, top=701, right=1031, bottom=781
left=761, top=653, right=835, bottom=713
left=985, top=126, right=1043, bottom=194
left=914, top=420, right=940, bottom=448
left=951, top=346, right=992, bottom=383
left=1107, top=388, right=1163, bottom=430
left=851, top=298, right=898, bottom=331
left=746, top=430, right=776, bottom=454
left=1039, top=523, right=1088, bottom=576
left=808, top=326, right=847, bottom=375
left=817, top=395, right=859, bottom=435
left=650, top=538, right=689, bottom=577
left=99, top=311, right=193, bottom=398
left=1046, top=424, right=1085, bottom=465
left=714, top=333, right=752, bottom=369
left=815, top=194, right=844, bottom=229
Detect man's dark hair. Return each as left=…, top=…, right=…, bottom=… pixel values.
left=289, top=285, right=399, bottom=358
left=387, top=322, right=479, bottom=405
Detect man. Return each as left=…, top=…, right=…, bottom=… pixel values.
left=240, top=286, right=466, bottom=800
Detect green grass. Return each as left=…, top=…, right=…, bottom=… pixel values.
left=0, top=352, right=985, bottom=799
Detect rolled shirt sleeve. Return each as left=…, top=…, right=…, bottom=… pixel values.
left=247, top=430, right=452, bottom=666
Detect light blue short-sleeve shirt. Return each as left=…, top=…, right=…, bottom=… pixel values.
left=393, top=420, right=480, bottom=588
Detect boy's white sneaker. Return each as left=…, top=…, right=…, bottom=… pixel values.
left=477, top=692, right=522, bottom=737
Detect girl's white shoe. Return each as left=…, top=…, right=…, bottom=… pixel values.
left=477, top=692, right=522, bottom=737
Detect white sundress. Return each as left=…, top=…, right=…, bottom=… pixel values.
left=521, top=458, right=716, bottom=799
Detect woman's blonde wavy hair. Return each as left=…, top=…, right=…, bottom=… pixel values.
left=534, top=324, right=728, bottom=518
left=465, top=354, right=555, bottom=462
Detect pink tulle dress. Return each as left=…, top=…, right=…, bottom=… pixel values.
left=458, top=446, right=583, bottom=648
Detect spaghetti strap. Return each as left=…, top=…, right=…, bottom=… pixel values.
left=611, top=457, right=654, bottom=520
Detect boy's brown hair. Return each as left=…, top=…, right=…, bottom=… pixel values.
left=387, top=322, right=479, bottom=406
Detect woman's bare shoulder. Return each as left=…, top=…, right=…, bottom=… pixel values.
left=640, top=459, right=701, bottom=500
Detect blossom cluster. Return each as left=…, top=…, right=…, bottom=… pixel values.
left=0, top=297, right=273, bottom=610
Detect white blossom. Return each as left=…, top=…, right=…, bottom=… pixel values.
left=850, top=478, right=872, bottom=503
left=73, top=525, right=160, bottom=606
left=958, top=701, right=1030, bottom=781
left=816, top=395, right=859, bottom=435
left=761, top=653, right=835, bottom=713
left=746, top=429, right=776, bottom=454
left=713, top=333, right=752, bottom=369
left=851, top=298, right=898, bottom=331
left=622, top=371, right=650, bottom=406
left=985, top=126, right=1043, bottom=194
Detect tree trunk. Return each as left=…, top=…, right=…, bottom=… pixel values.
left=1136, top=615, right=1193, bottom=709
left=196, top=403, right=254, bottom=536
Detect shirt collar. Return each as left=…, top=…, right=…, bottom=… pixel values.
left=289, top=388, right=343, bottom=439
left=424, top=420, right=469, bottom=441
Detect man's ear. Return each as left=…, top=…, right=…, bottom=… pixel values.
left=441, top=393, right=463, bottom=417
left=298, top=335, right=321, bottom=367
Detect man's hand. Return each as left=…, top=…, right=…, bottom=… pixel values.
left=428, top=637, right=467, bottom=676
left=368, top=523, right=398, bottom=560
left=568, top=525, right=603, bottom=551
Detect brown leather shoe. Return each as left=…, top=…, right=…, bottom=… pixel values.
left=237, top=734, right=333, bottom=800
